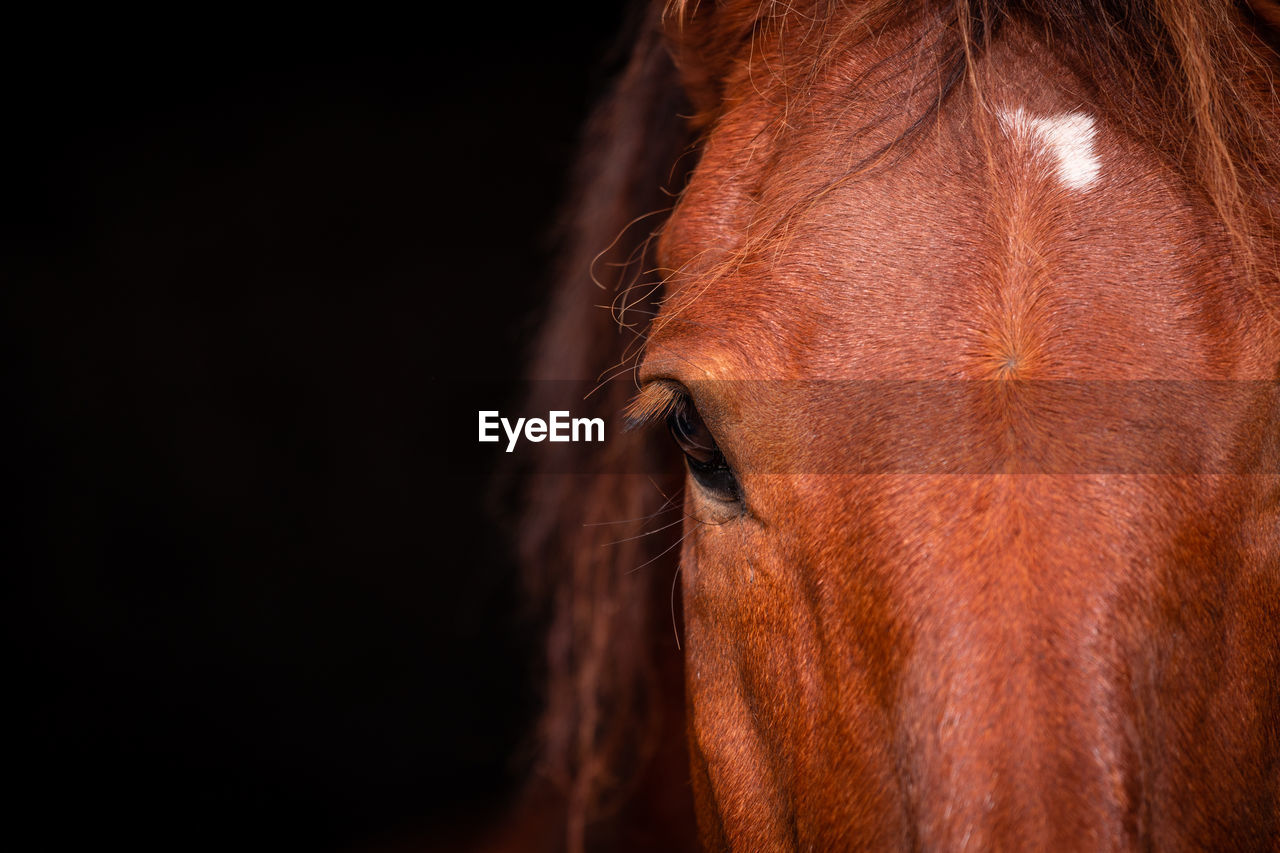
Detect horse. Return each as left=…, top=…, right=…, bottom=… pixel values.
left=516, top=1, right=1280, bottom=849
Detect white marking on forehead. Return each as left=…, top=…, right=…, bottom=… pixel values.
left=998, top=108, right=1100, bottom=190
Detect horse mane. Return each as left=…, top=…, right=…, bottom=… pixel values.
left=515, top=4, right=694, bottom=849
left=517, top=0, right=1280, bottom=847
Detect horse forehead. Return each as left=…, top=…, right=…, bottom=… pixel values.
left=658, top=92, right=1250, bottom=381
left=658, top=96, right=989, bottom=337
left=661, top=31, right=1072, bottom=253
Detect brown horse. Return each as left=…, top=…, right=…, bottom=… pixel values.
left=517, top=1, right=1280, bottom=850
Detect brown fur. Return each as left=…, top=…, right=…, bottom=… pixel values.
left=518, top=1, right=1280, bottom=849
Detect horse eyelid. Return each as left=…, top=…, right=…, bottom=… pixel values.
left=626, top=381, right=744, bottom=506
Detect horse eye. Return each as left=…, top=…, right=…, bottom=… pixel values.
left=667, top=399, right=741, bottom=503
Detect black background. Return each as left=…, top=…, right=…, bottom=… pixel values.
left=7, top=5, right=634, bottom=850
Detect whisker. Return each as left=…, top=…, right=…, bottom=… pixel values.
left=601, top=514, right=687, bottom=547
left=626, top=529, right=689, bottom=575
left=670, top=565, right=683, bottom=650
left=581, top=493, right=681, bottom=527
left=626, top=503, right=742, bottom=576
left=645, top=475, right=683, bottom=508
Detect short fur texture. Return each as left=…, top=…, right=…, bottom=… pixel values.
left=517, top=1, right=1280, bottom=850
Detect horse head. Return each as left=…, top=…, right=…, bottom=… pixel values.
left=521, top=2, right=1280, bottom=849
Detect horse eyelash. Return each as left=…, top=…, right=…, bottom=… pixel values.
left=622, top=381, right=686, bottom=431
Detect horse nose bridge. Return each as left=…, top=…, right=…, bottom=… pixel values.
left=883, top=495, right=1143, bottom=848
left=896, top=627, right=1140, bottom=848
